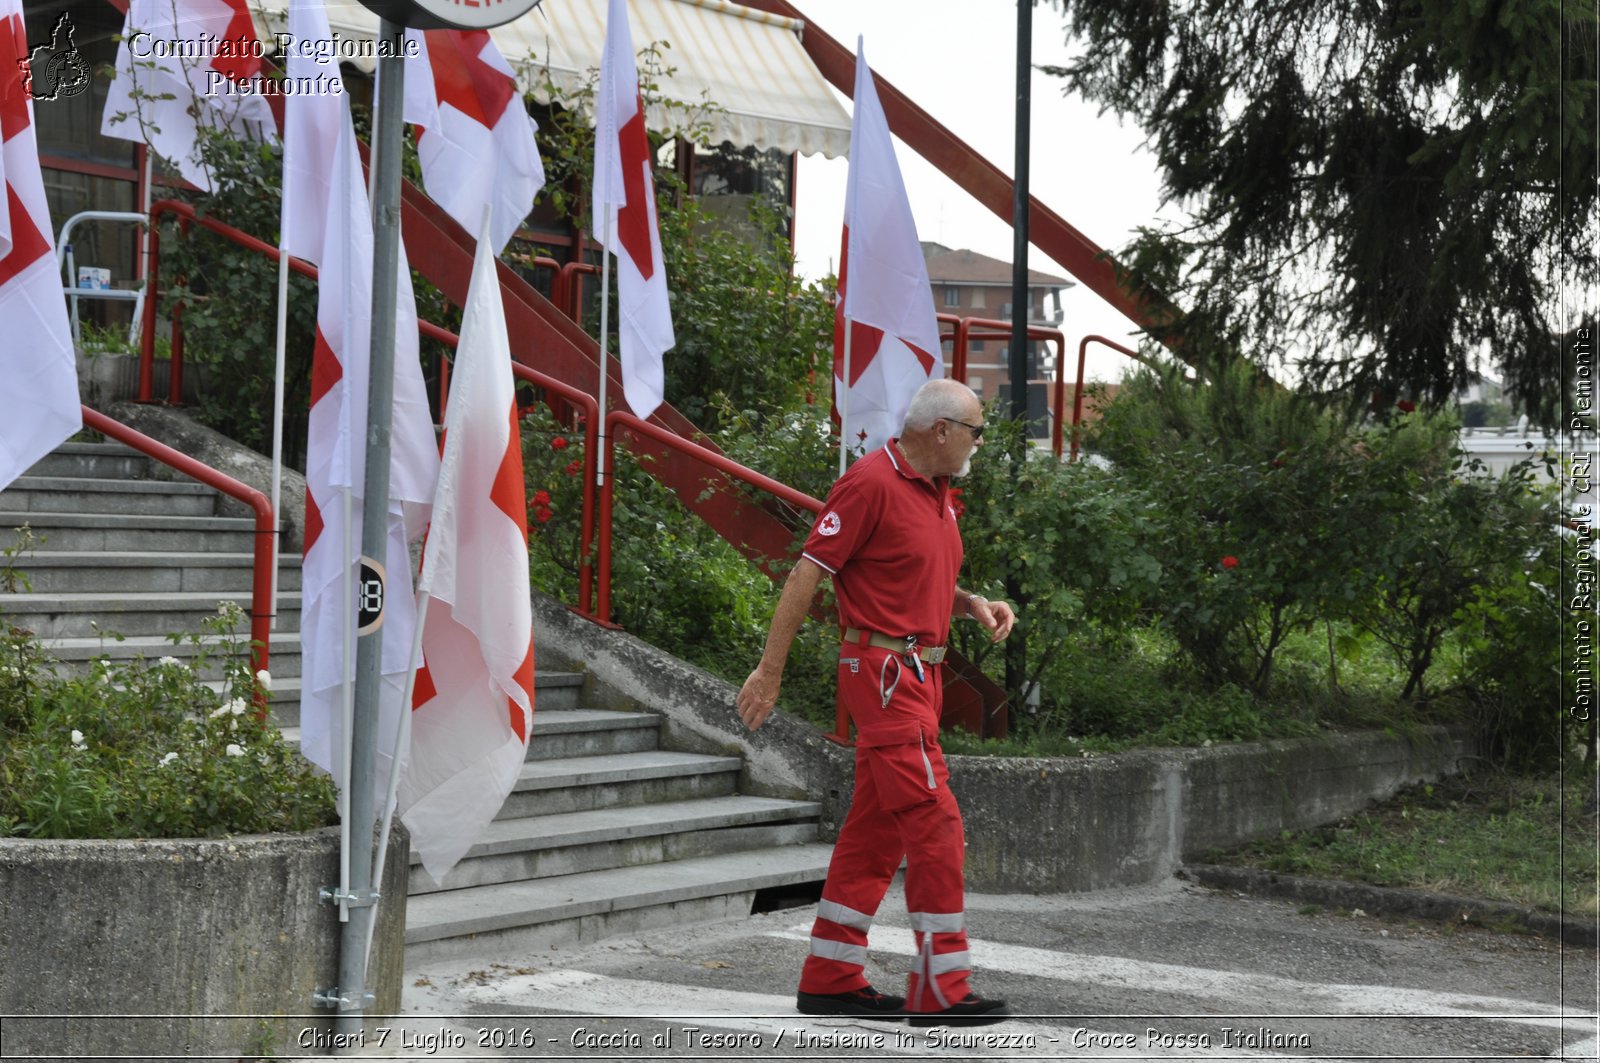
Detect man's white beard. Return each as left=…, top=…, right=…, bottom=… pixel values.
left=956, top=455, right=972, bottom=478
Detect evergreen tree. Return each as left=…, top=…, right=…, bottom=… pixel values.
left=1045, top=0, right=1597, bottom=425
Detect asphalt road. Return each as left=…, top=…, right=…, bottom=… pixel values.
left=331, top=876, right=1597, bottom=1062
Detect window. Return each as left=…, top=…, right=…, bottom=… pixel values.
left=1000, top=302, right=1013, bottom=320
left=970, top=340, right=986, bottom=353
left=944, top=287, right=960, bottom=307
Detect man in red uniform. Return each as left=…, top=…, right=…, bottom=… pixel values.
left=736, top=379, right=1016, bottom=1027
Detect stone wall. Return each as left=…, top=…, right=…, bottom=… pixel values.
left=0, top=826, right=408, bottom=1057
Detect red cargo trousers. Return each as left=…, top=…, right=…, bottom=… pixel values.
left=797, top=644, right=973, bottom=1012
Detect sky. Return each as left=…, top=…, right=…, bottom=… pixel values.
left=784, top=0, right=1178, bottom=383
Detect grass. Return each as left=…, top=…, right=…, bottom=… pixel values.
left=1204, top=768, right=1600, bottom=917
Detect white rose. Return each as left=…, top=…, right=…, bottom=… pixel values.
left=158, top=752, right=178, bottom=767
left=225, top=744, right=245, bottom=757
left=255, top=669, right=272, bottom=692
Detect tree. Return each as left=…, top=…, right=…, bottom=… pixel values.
left=1043, top=0, right=1598, bottom=426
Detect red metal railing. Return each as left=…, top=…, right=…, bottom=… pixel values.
left=1072, top=335, right=1142, bottom=461
left=944, top=316, right=1072, bottom=458
left=595, top=410, right=853, bottom=739
left=78, top=405, right=275, bottom=691
left=138, top=200, right=607, bottom=622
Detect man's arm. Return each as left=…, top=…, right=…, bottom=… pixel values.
left=736, top=557, right=828, bottom=731
left=953, top=586, right=1017, bottom=643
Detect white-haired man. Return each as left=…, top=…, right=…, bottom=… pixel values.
left=737, top=378, right=1016, bottom=1027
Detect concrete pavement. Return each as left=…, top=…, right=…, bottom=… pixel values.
left=317, top=876, right=1598, bottom=1061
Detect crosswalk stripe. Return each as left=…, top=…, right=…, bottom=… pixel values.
left=765, top=924, right=1577, bottom=1029
left=454, top=970, right=1066, bottom=1057
left=449, top=969, right=1379, bottom=1059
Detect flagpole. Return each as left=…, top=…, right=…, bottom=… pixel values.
left=364, top=588, right=429, bottom=974
left=337, top=489, right=354, bottom=923
left=269, top=243, right=289, bottom=637
left=838, top=318, right=852, bottom=477
left=596, top=214, right=613, bottom=488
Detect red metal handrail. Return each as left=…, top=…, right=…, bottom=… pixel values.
left=596, top=411, right=854, bottom=741
left=948, top=316, right=1070, bottom=457
left=559, top=261, right=599, bottom=327
left=1073, top=335, right=1142, bottom=461
left=138, top=200, right=605, bottom=619
left=78, top=405, right=275, bottom=696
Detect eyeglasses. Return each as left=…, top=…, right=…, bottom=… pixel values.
left=946, top=418, right=985, bottom=440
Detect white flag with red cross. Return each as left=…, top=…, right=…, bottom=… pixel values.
left=101, top=0, right=276, bottom=193
left=403, top=28, right=544, bottom=254
left=592, top=0, right=673, bottom=421
left=835, top=37, right=943, bottom=458
left=400, top=212, right=536, bottom=883
left=0, top=0, right=80, bottom=491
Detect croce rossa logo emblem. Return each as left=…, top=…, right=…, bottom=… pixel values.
left=21, top=13, right=90, bottom=102
left=818, top=512, right=842, bottom=537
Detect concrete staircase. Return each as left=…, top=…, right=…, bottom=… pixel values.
left=1, top=440, right=831, bottom=964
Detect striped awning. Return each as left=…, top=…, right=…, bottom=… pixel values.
left=270, top=0, right=852, bottom=158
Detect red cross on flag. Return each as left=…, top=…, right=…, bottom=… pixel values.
left=288, top=0, right=439, bottom=806
left=835, top=37, right=943, bottom=460
left=100, top=0, right=275, bottom=193
left=403, top=28, right=544, bottom=254
left=0, top=0, right=80, bottom=491
left=400, top=213, right=536, bottom=883
left=592, top=0, right=673, bottom=421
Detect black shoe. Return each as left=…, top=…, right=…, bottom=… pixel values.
left=907, top=994, right=1012, bottom=1027
left=796, top=986, right=908, bottom=1022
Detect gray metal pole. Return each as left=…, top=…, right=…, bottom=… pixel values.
left=1005, top=0, right=1033, bottom=710
left=333, top=18, right=406, bottom=1043
left=1009, top=0, right=1032, bottom=427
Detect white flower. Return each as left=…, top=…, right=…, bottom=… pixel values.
left=225, top=743, right=245, bottom=757
left=157, top=656, right=181, bottom=669
left=255, top=669, right=272, bottom=692
left=210, top=698, right=247, bottom=719
left=158, top=751, right=178, bottom=767
left=70, top=729, right=86, bottom=750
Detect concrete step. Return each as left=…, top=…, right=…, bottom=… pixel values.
left=499, top=749, right=742, bottom=819
left=24, top=442, right=157, bottom=480
left=41, top=631, right=300, bottom=681
left=4, top=551, right=302, bottom=594
left=0, top=591, right=301, bottom=639
left=524, top=708, right=661, bottom=761
left=0, top=512, right=260, bottom=553
left=410, top=794, right=821, bottom=895
left=403, top=843, right=834, bottom=965
left=533, top=670, right=583, bottom=713
left=1, top=476, right=220, bottom=517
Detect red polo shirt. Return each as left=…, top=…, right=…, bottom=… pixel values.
left=801, top=440, right=963, bottom=646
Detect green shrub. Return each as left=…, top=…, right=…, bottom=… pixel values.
left=0, top=602, right=336, bottom=839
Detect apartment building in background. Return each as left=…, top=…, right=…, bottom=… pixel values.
left=922, top=241, right=1071, bottom=433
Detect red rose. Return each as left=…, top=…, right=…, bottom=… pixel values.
left=1396, top=399, right=1416, bottom=413
left=1221, top=556, right=1239, bottom=569
left=532, top=489, right=551, bottom=506
left=565, top=459, right=582, bottom=477
left=552, top=437, right=569, bottom=450
left=535, top=506, right=554, bottom=524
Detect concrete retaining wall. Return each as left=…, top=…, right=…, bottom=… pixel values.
left=950, top=729, right=1474, bottom=893
left=0, top=826, right=408, bottom=1058
left=529, top=591, right=1476, bottom=894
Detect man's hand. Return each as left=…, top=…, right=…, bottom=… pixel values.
left=736, top=665, right=781, bottom=731
left=972, top=597, right=1017, bottom=642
